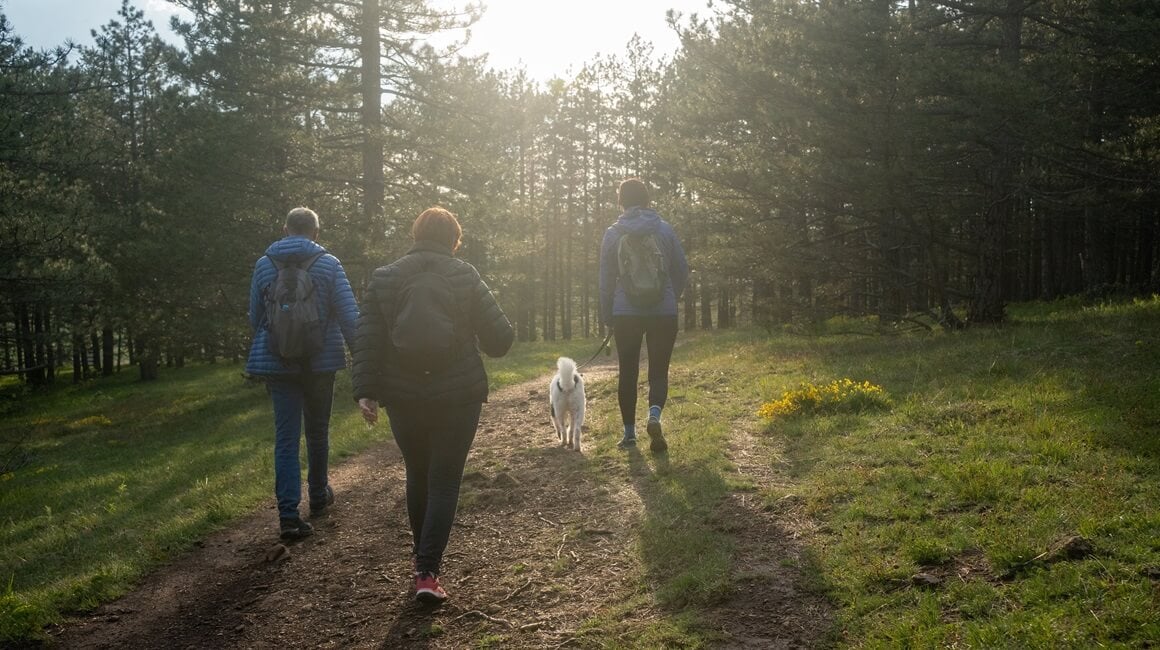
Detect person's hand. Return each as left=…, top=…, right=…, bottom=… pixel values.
left=358, top=398, right=379, bottom=426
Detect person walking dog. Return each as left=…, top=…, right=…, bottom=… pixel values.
left=246, top=207, right=359, bottom=541
left=352, top=207, right=514, bottom=605
left=599, top=178, right=689, bottom=452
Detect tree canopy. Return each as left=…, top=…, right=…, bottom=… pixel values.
left=2, top=0, right=1157, bottom=384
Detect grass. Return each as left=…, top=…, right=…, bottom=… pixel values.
left=747, top=296, right=1160, bottom=648
left=2, top=296, right=1159, bottom=646
left=0, top=366, right=380, bottom=641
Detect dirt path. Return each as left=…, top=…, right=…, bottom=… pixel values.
left=50, top=360, right=832, bottom=649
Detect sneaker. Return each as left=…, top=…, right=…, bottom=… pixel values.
left=310, top=485, right=334, bottom=517
left=646, top=417, right=667, bottom=453
left=617, top=435, right=637, bottom=449
left=279, top=517, right=313, bottom=541
left=414, top=572, right=448, bottom=605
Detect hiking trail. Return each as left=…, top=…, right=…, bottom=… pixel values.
left=51, top=359, right=831, bottom=648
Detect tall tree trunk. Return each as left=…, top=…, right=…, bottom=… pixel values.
left=2, top=322, right=11, bottom=370
left=563, top=213, right=573, bottom=340
left=73, top=332, right=84, bottom=384
left=43, top=307, right=54, bottom=384
left=361, top=0, right=384, bottom=250
left=717, top=285, right=731, bottom=329
left=683, top=278, right=696, bottom=331
left=90, top=331, right=101, bottom=376
left=135, top=329, right=158, bottom=380
left=542, top=237, right=553, bottom=341
left=700, top=277, right=712, bottom=329
left=968, top=0, right=1022, bottom=324
left=102, top=327, right=115, bottom=376
left=1135, top=211, right=1155, bottom=289
left=30, top=306, right=47, bottom=386
left=137, top=333, right=159, bottom=382
left=1081, top=72, right=1111, bottom=291
left=969, top=151, right=1013, bottom=324
left=17, top=304, right=32, bottom=382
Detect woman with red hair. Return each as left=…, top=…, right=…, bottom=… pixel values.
left=352, top=207, right=514, bottom=604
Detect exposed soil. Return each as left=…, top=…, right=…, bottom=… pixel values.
left=49, top=358, right=833, bottom=649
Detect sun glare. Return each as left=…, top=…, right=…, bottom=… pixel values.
left=433, top=0, right=703, bottom=81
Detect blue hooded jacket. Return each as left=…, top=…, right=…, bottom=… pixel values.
left=599, top=207, right=689, bottom=325
left=245, top=236, right=360, bottom=375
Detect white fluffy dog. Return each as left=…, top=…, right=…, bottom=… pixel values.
left=549, top=356, right=585, bottom=452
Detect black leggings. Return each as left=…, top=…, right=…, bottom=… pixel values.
left=385, top=402, right=481, bottom=576
left=612, top=315, right=679, bottom=427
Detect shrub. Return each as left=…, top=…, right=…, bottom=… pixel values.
left=757, top=378, right=891, bottom=419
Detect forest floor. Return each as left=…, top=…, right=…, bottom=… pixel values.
left=48, top=358, right=833, bottom=649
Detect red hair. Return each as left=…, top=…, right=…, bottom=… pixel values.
left=412, top=207, right=462, bottom=252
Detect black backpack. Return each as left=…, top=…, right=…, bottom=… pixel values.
left=263, top=252, right=326, bottom=361
left=391, top=261, right=465, bottom=375
left=616, top=227, right=668, bottom=307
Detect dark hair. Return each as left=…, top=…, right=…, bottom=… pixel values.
left=285, top=207, right=320, bottom=235
left=412, top=207, right=463, bottom=252
left=617, top=178, right=650, bottom=209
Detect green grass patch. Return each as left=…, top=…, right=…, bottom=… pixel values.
left=740, top=296, right=1160, bottom=647
left=0, top=364, right=383, bottom=642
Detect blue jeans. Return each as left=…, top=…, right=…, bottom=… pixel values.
left=386, top=402, right=481, bottom=576
left=267, top=372, right=335, bottom=519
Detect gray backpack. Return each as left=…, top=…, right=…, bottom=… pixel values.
left=264, top=252, right=326, bottom=361
left=616, top=228, right=668, bottom=307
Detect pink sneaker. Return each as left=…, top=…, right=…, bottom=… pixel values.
left=414, top=572, right=448, bottom=604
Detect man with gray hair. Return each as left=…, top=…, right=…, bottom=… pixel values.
left=246, top=207, right=360, bottom=540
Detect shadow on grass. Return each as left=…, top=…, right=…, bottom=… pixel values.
left=0, top=365, right=282, bottom=619
left=620, top=432, right=835, bottom=646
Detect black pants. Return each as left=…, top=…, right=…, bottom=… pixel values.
left=385, top=401, right=482, bottom=576
left=612, top=315, right=679, bottom=427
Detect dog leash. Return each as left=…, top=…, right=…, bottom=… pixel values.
left=575, top=331, right=614, bottom=371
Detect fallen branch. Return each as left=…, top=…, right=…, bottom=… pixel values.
left=519, top=620, right=548, bottom=632
left=447, top=610, right=513, bottom=628
left=497, top=578, right=533, bottom=604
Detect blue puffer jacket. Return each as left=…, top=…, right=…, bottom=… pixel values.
left=599, top=207, right=690, bottom=325
left=245, top=236, right=360, bottom=376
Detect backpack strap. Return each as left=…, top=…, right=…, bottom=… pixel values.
left=303, top=251, right=326, bottom=269
left=302, top=252, right=326, bottom=297
left=266, top=251, right=325, bottom=271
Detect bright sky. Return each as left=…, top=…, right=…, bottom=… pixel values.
left=2, top=0, right=714, bottom=81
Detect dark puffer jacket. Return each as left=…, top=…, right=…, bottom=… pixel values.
left=351, top=240, right=514, bottom=406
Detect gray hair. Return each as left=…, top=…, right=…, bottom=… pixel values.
left=285, top=207, right=320, bottom=235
